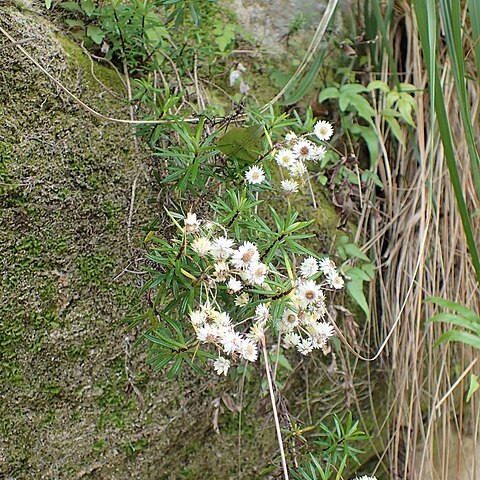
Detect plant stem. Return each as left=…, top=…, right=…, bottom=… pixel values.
left=306, top=173, right=317, bottom=209
left=261, top=335, right=290, bottom=480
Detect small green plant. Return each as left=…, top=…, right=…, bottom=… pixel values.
left=290, top=413, right=368, bottom=480
left=318, top=80, right=417, bottom=166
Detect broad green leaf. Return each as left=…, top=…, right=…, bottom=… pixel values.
left=344, top=266, right=371, bottom=282
left=318, top=86, right=340, bottom=103
left=45, top=0, right=53, bottom=9
left=81, top=0, right=95, bottom=16
left=361, top=262, right=375, bottom=279
left=86, top=25, right=105, bottom=44
left=426, top=297, right=479, bottom=321
left=347, top=280, right=370, bottom=318
left=339, top=92, right=352, bottom=111
left=350, top=124, right=379, bottom=167
left=342, top=242, right=370, bottom=262
left=340, top=83, right=368, bottom=94
left=434, top=330, right=480, bottom=350
left=397, top=98, right=416, bottom=127
left=466, top=374, right=480, bottom=403
left=348, top=94, right=376, bottom=122
left=216, top=124, right=264, bottom=163
left=65, top=19, right=85, bottom=27
left=367, top=80, right=390, bottom=92
left=429, top=312, right=480, bottom=336
left=60, top=1, right=82, bottom=11
left=381, top=110, right=405, bottom=146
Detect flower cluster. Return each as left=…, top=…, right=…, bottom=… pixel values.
left=353, top=476, right=377, bottom=480
left=243, top=120, right=335, bottom=192
left=183, top=213, right=344, bottom=375
left=274, top=120, right=334, bottom=194
left=280, top=256, right=343, bottom=356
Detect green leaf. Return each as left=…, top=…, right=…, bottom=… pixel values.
left=81, top=0, right=95, bottom=16
left=65, top=19, right=85, bottom=27
left=367, top=80, right=390, bottom=92
left=344, top=266, right=371, bottom=282
left=426, top=297, right=479, bottom=321
left=340, top=83, right=368, bottom=94
left=429, top=312, right=480, bottom=336
left=166, top=355, right=184, bottom=378
left=381, top=110, right=405, bottom=146
left=45, top=0, right=53, bottom=9
left=347, top=280, right=370, bottom=318
left=60, top=1, right=82, bottom=11
left=434, top=330, right=480, bottom=350
left=348, top=93, right=376, bottom=122
left=86, top=25, right=105, bottom=44
left=318, top=86, right=340, bottom=103
left=342, top=242, right=370, bottom=262
left=216, top=124, right=264, bottom=163
left=466, top=374, right=480, bottom=403
left=339, top=92, right=352, bottom=111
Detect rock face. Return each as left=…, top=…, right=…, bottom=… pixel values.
left=0, top=4, right=275, bottom=479
left=229, top=0, right=350, bottom=50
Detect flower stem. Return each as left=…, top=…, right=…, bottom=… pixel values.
left=261, top=335, right=290, bottom=480
left=306, top=173, right=317, bottom=209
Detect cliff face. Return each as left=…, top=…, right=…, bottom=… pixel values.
left=0, top=4, right=277, bottom=478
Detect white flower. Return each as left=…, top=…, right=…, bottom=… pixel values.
left=197, top=324, right=218, bottom=343
left=284, top=131, right=298, bottom=147
left=296, top=280, right=324, bottom=308
left=227, top=277, right=243, bottom=293
left=245, top=165, right=265, bottom=185
left=319, top=257, right=337, bottom=277
left=293, top=139, right=316, bottom=161
left=281, top=180, right=299, bottom=193
left=354, top=476, right=377, bottom=480
left=288, top=159, right=308, bottom=177
left=211, top=236, right=235, bottom=260
left=254, top=303, right=270, bottom=323
left=184, top=212, right=200, bottom=233
left=299, top=256, right=319, bottom=278
left=308, top=321, right=335, bottom=348
left=246, top=262, right=268, bottom=285
left=232, top=241, right=260, bottom=269
left=221, top=330, right=243, bottom=355
left=280, top=309, right=299, bottom=332
left=297, top=337, right=314, bottom=355
left=283, top=331, right=301, bottom=348
left=275, top=149, right=296, bottom=169
left=239, top=339, right=258, bottom=362
left=328, top=273, right=344, bottom=290
left=235, top=292, right=250, bottom=307
left=312, top=144, right=327, bottom=161
left=213, top=311, right=232, bottom=327
left=248, top=322, right=265, bottom=341
left=213, top=356, right=231, bottom=376
left=314, top=120, right=334, bottom=141
left=214, top=261, right=230, bottom=282
left=190, top=310, right=207, bottom=326
left=191, top=237, right=212, bottom=256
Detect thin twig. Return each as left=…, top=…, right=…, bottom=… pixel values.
left=261, top=335, right=289, bottom=480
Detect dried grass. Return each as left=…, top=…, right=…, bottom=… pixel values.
left=355, top=1, right=480, bottom=478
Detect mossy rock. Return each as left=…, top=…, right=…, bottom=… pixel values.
left=0, top=6, right=278, bottom=479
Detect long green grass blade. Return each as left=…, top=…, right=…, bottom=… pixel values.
left=468, top=0, right=480, bottom=84
left=414, top=0, right=480, bottom=284
left=439, top=0, right=480, bottom=199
